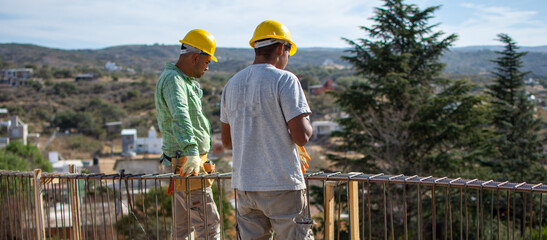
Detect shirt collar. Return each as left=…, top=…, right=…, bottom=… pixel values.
left=165, top=62, right=195, bottom=82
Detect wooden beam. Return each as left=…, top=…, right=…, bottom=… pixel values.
left=69, top=165, right=82, bottom=240
left=349, top=180, right=360, bottom=240
left=325, top=181, right=337, bottom=240
left=33, top=169, right=46, bottom=239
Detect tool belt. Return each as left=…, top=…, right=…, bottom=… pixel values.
left=167, top=153, right=215, bottom=193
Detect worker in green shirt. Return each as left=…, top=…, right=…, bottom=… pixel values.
left=154, top=29, right=220, bottom=240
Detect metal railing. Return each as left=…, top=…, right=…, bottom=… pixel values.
left=1, top=168, right=545, bottom=239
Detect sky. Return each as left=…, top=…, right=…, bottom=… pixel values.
left=1, top=0, right=546, bottom=50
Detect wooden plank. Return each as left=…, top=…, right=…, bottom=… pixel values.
left=69, top=165, right=82, bottom=240
left=349, top=180, right=360, bottom=240
left=325, top=181, right=336, bottom=240
left=33, top=169, right=46, bottom=239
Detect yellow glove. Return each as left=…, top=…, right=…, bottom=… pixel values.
left=296, top=145, right=311, bottom=173
left=181, top=155, right=201, bottom=176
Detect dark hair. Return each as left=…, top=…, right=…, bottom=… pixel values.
left=254, top=39, right=289, bottom=59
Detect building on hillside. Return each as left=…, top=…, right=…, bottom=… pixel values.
left=0, top=108, right=7, bottom=118
left=0, top=114, right=42, bottom=148
left=105, top=121, right=122, bottom=135
left=121, top=129, right=137, bottom=156
left=1, top=68, right=35, bottom=87
left=121, top=127, right=162, bottom=156
left=74, top=73, right=98, bottom=82
left=310, top=79, right=336, bottom=95
left=48, top=152, right=97, bottom=173
left=0, top=121, right=8, bottom=148
left=0, top=110, right=9, bottom=148
left=322, top=59, right=346, bottom=70
left=525, top=78, right=539, bottom=86
left=104, top=61, right=121, bottom=71
left=135, top=126, right=162, bottom=154
left=7, top=116, right=28, bottom=145
left=311, top=120, right=341, bottom=139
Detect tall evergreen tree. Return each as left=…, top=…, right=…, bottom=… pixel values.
left=330, top=0, right=492, bottom=177
left=487, top=33, right=545, bottom=183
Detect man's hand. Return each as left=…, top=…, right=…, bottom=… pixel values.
left=180, top=155, right=201, bottom=176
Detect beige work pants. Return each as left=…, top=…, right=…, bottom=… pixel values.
left=236, top=189, right=314, bottom=240
left=172, top=187, right=221, bottom=240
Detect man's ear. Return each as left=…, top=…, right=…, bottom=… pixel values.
left=191, top=53, right=200, bottom=64
left=276, top=43, right=284, bottom=56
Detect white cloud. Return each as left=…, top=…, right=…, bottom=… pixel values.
left=445, top=3, right=547, bottom=46
left=1, top=0, right=546, bottom=49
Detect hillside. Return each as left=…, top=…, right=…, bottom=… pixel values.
left=442, top=48, right=547, bottom=77
left=2, top=43, right=547, bottom=78
left=0, top=43, right=350, bottom=74
left=1, top=43, right=546, bottom=162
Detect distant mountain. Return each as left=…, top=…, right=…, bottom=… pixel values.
left=1, top=43, right=546, bottom=77
left=451, top=45, right=547, bottom=53
left=442, top=46, right=547, bottom=77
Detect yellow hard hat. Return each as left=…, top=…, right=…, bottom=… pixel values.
left=249, top=20, right=297, bottom=56
left=179, top=29, right=218, bottom=62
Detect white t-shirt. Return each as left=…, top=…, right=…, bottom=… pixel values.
left=220, top=64, right=312, bottom=191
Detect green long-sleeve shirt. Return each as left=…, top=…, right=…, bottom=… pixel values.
left=154, top=62, right=211, bottom=157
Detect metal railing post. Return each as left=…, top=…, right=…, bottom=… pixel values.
left=33, top=169, right=46, bottom=239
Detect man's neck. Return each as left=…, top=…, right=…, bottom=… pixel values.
left=175, top=61, right=193, bottom=78
left=253, top=56, right=283, bottom=69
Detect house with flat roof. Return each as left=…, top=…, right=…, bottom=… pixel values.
left=121, top=127, right=162, bottom=156
left=1, top=68, right=35, bottom=87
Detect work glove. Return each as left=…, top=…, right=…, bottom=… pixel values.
left=297, top=145, right=311, bottom=173
left=180, top=155, right=201, bottom=176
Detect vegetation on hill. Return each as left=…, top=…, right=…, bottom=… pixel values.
left=0, top=141, right=52, bottom=172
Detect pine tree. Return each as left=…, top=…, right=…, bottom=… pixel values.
left=330, top=0, right=492, bottom=177
left=487, top=33, right=545, bottom=183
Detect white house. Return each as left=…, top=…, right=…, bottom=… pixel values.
left=312, top=121, right=341, bottom=139
left=2, top=68, right=34, bottom=87
left=121, top=129, right=137, bottom=155
left=121, top=127, right=162, bottom=156
left=105, top=61, right=121, bottom=71
left=0, top=115, right=42, bottom=148
left=48, top=152, right=93, bottom=173
left=135, top=126, right=162, bottom=154
left=8, top=116, right=28, bottom=145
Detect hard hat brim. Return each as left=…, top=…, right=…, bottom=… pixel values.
left=249, top=37, right=297, bottom=56
left=179, top=40, right=218, bottom=62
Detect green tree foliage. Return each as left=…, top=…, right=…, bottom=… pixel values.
left=331, top=0, right=491, bottom=177
left=87, top=97, right=127, bottom=123
left=36, top=65, right=54, bottom=80
left=0, top=141, right=52, bottom=171
left=52, top=67, right=73, bottom=78
left=486, top=33, right=546, bottom=183
left=52, top=110, right=103, bottom=137
left=53, top=81, right=79, bottom=97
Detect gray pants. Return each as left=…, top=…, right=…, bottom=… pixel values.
left=236, top=189, right=314, bottom=240
left=172, top=187, right=221, bottom=240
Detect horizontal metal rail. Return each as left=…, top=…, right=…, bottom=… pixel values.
left=2, top=171, right=544, bottom=193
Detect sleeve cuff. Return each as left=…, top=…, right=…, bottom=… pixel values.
left=184, top=145, right=200, bottom=156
